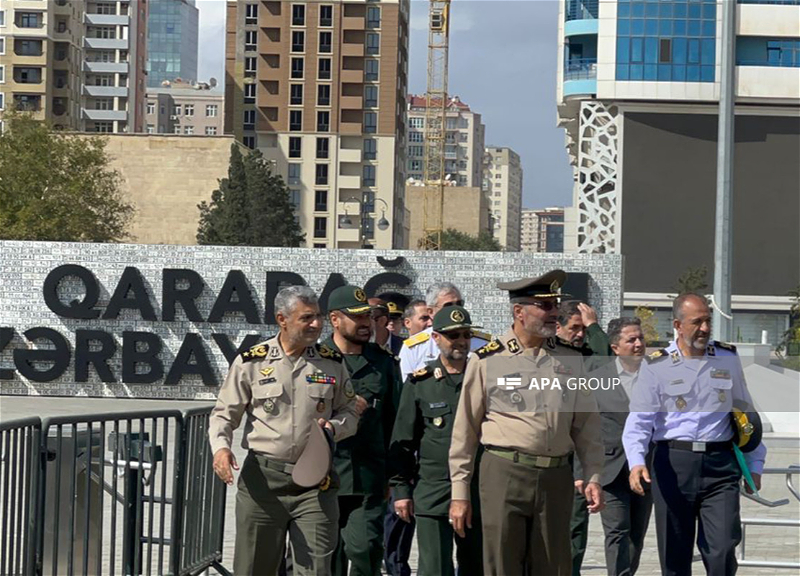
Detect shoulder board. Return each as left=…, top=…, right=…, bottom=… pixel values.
left=404, top=331, right=430, bottom=348
left=645, top=349, right=669, bottom=364
left=316, top=343, right=343, bottom=362
left=471, top=329, right=493, bottom=342
left=367, top=342, right=395, bottom=357
left=409, top=366, right=433, bottom=382
left=475, top=339, right=505, bottom=359
left=240, top=342, right=269, bottom=362
left=715, top=341, right=737, bottom=353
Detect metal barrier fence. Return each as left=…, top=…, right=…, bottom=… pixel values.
left=0, top=407, right=227, bottom=576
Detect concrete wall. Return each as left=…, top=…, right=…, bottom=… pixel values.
left=101, top=134, right=237, bottom=245
left=0, top=241, right=623, bottom=399
left=406, top=186, right=490, bottom=249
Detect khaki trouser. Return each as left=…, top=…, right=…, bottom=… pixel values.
left=234, top=452, right=339, bottom=576
left=479, top=450, right=574, bottom=576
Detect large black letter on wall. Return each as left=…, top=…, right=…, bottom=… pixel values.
left=212, top=333, right=264, bottom=366
left=42, top=265, right=101, bottom=319
left=75, top=330, right=117, bottom=382
left=318, top=273, right=347, bottom=314
left=208, top=270, right=261, bottom=324
left=264, top=272, right=307, bottom=324
left=0, top=327, right=16, bottom=380
left=162, top=269, right=205, bottom=322
left=14, top=328, right=70, bottom=382
left=121, top=331, right=164, bottom=384
left=165, top=333, right=218, bottom=386
left=103, top=267, right=158, bottom=321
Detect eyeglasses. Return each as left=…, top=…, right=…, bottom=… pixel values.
left=441, top=300, right=465, bottom=308
left=518, top=300, right=558, bottom=311
left=441, top=330, right=472, bottom=340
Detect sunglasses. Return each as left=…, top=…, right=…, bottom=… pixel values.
left=442, top=330, right=472, bottom=340
left=519, top=300, right=558, bottom=311
left=441, top=300, right=465, bottom=308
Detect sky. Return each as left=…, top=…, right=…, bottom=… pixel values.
left=196, top=0, right=574, bottom=209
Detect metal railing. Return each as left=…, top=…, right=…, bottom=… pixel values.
left=565, top=58, right=598, bottom=81
left=566, top=0, right=599, bottom=21
left=0, top=407, right=227, bottom=576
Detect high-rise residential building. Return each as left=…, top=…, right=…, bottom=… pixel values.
left=484, top=146, right=523, bottom=250
left=82, top=0, right=149, bottom=133
left=146, top=0, right=199, bottom=88
left=146, top=79, right=223, bottom=135
left=520, top=207, right=565, bottom=253
left=557, top=0, right=799, bottom=344
left=406, top=95, right=485, bottom=187
left=225, top=0, right=410, bottom=249
left=0, top=0, right=84, bottom=131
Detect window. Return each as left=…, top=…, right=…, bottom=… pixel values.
left=364, top=112, right=377, bottom=133
left=366, top=33, right=380, bottom=55
left=290, top=84, right=303, bottom=105
left=245, top=3, right=258, bottom=24
left=290, top=110, right=302, bottom=131
left=146, top=102, right=155, bottom=115
left=0, top=66, right=4, bottom=84
left=94, top=3, right=115, bottom=15
left=315, top=164, right=329, bottom=185
left=367, top=6, right=381, bottom=28
left=409, top=117, right=424, bottom=129
left=94, top=122, right=113, bottom=133
left=409, top=131, right=423, bottom=143
left=184, top=126, right=195, bottom=135
left=364, top=85, right=377, bottom=107
left=18, top=13, right=41, bottom=28
left=318, top=58, right=331, bottom=80
left=314, top=190, right=328, bottom=211
left=288, top=163, right=301, bottom=184
left=317, top=111, right=330, bottom=132
left=206, top=104, right=218, bottom=117
left=244, top=109, right=256, bottom=129
left=319, top=5, right=333, bottom=27
left=363, top=165, right=376, bottom=186
left=16, top=39, right=42, bottom=56
left=289, top=190, right=301, bottom=209
left=313, top=243, right=326, bottom=249
left=147, top=124, right=154, bottom=133
left=316, top=137, right=329, bottom=159
left=0, top=38, right=5, bottom=55
left=314, top=217, right=327, bottom=238
left=292, top=4, right=306, bottom=26
left=291, top=57, right=304, bottom=79
left=292, top=30, right=305, bottom=52
left=245, top=57, right=257, bottom=75
left=0, top=93, right=4, bottom=110
left=244, top=84, right=256, bottom=103
left=289, top=136, right=302, bottom=158
left=206, top=126, right=217, bottom=135
left=408, top=145, right=423, bottom=157
left=15, top=67, right=41, bottom=84
left=173, top=104, right=182, bottom=116
left=317, top=84, right=331, bottom=106
left=319, top=32, right=332, bottom=53
left=185, top=104, right=194, bottom=117
left=245, top=31, right=257, bottom=51
left=243, top=136, right=256, bottom=149
left=174, top=125, right=182, bottom=134
left=365, top=59, right=379, bottom=81
left=408, top=159, right=422, bottom=171
left=363, top=138, right=377, bottom=160
left=659, top=38, right=672, bottom=63
left=0, top=10, right=4, bottom=27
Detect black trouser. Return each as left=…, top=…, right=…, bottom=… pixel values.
left=570, top=491, right=589, bottom=576
left=652, top=443, right=742, bottom=576
left=600, top=466, right=653, bottom=576
left=383, top=491, right=415, bottom=576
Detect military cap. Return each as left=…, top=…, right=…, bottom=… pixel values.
left=731, top=400, right=763, bottom=453
left=292, top=421, right=333, bottom=487
left=497, top=270, right=569, bottom=301
left=377, top=291, right=411, bottom=318
left=432, top=305, right=480, bottom=333
left=328, top=285, right=371, bottom=314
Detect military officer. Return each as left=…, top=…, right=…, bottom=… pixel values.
left=449, top=270, right=605, bottom=576
left=323, top=285, right=402, bottom=576
left=390, top=305, right=483, bottom=576
left=399, top=282, right=491, bottom=379
left=623, top=293, right=767, bottom=576
left=208, top=285, right=360, bottom=576
left=377, top=291, right=411, bottom=336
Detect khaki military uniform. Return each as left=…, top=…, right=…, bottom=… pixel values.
left=208, top=335, right=360, bottom=576
left=449, top=329, right=604, bottom=576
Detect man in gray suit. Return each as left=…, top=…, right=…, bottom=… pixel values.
left=589, top=317, right=653, bottom=576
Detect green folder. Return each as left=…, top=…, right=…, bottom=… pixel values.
left=734, top=444, right=758, bottom=495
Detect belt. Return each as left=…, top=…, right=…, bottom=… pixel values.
left=486, top=446, right=571, bottom=469
left=658, top=440, right=732, bottom=453
left=249, top=450, right=295, bottom=474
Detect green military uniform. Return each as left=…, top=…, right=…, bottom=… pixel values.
left=325, top=286, right=402, bottom=576
left=390, top=352, right=483, bottom=576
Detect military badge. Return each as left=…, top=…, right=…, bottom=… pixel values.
left=242, top=344, right=269, bottom=361
left=550, top=279, right=560, bottom=293
left=306, top=346, right=316, bottom=358
left=317, top=400, right=326, bottom=413
left=412, top=367, right=429, bottom=378
left=707, top=345, right=716, bottom=357
left=450, top=309, right=465, bottom=323
left=675, top=396, right=687, bottom=410
left=319, top=475, right=331, bottom=491
left=507, top=339, right=520, bottom=353
left=306, top=373, right=336, bottom=385
left=259, top=377, right=276, bottom=386
left=546, top=337, right=557, bottom=350
left=265, top=399, right=276, bottom=413
left=553, top=363, right=572, bottom=375
left=344, top=381, right=356, bottom=399
left=510, top=391, right=523, bottom=404
left=260, top=367, right=275, bottom=377
left=711, top=369, right=730, bottom=379
left=718, top=391, right=726, bottom=402
left=429, top=402, right=447, bottom=409
left=434, top=367, right=443, bottom=380
left=269, top=347, right=281, bottom=359
left=433, top=416, right=444, bottom=428
left=670, top=351, right=680, bottom=364
left=354, top=288, right=367, bottom=302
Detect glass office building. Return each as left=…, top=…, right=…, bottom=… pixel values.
left=147, top=0, right=199, bottom=87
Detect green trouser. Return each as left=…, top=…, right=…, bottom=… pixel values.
left=570, top=491, right=589, bottom=576
left=234, top=452, right=339, bottom=576
left=332, top=494, right=386, bottom=576
left=416, top=514, right=483, bottom=576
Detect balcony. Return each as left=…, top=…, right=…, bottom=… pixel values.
left=84, top=37, right=128, bottom=50
left=565, top=0, right=598, bottom=21
left=342, top=42, right=364, bottom=57
left=83, top=61, right=129, bottom=74
left=340, top=95, right=363, bottom=109
left=339, top=175, right=361, bottom=189
left=83, top=109, right=128, bottom=121
left=83, top=85, right=128, bottom=97
left=341, top=68, right=364, bottom=83
left=85, top=13, right=128, bottom=26
left=563, top=57, right=597, bottom=96
left=339, top=148, right=362, bottom=163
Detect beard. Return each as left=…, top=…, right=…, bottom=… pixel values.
left=442, top=347, right=468, bottom=362
left=342, top=325, right=371, bottom=344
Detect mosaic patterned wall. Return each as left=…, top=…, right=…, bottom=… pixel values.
left=0, top=241, right=623, bottom=399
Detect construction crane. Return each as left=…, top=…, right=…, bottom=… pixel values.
left=420, top=0, right=451, bottom=250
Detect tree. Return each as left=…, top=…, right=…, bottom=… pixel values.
left=197, top=145, right=305, bottom=247
left=672, top=266, right=709, bottom=294
left=0, top=110, right=133, bottom=242
left=777, top=284, right=800, bottom=370
left=634, top=305, right=662, bottom=346
left=420, top=228, right=502, bottom=251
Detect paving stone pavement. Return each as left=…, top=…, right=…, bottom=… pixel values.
left=2, top=397, right=797, bottom=575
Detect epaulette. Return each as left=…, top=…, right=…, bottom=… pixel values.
left=475, top=339, right=505, bottom=359
left=404, top=331, right=430, bottom=348
left=241, top=342, right=269, bottom=362
left=645, top=349, right=669, bottom=363
left=409, top=366, right=432, bottom=382
left=715, top=341, right=737, bottom=353
left=316, top=343, right=343, bottom=362
left=471, top=329, right=493, bottom=342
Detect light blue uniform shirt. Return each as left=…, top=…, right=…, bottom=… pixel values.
left=623, top=340, right=766, bottom=474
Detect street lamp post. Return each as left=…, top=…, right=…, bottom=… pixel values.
left=341, top=196, right=390, bottom=248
